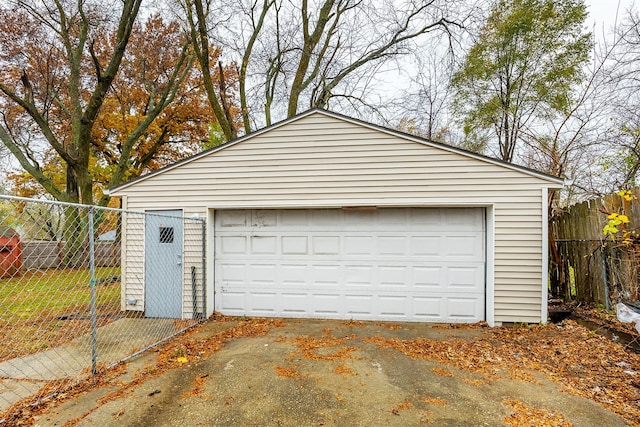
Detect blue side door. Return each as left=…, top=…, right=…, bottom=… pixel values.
left=145, top=210, right=183, bottom=318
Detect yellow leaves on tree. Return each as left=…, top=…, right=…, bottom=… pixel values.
left=603, top=212, right=629, bottom=237
left=603, top=189, right=638, bottom=244
left=618, top=189, right=635, bottom=202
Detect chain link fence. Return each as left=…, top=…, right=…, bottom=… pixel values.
left=0, top=195, right=206, bottom=417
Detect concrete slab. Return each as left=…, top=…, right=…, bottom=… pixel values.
left=0, top=379, right=43, bottom=410
left=33, top=319, right=630, bottom=427
left=0, top=317, right=195, bottom=413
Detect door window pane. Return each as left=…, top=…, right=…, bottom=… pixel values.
left=160, top=227, right=174, bottom=243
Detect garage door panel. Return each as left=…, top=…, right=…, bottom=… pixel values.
left=378, top=295, right=409, bottom=317
left=377, top=208, right=409, bottom=225
left=280, top=293, right=308, bottom=314
left=345, top=236, right=374, bottom=255
left=410, top=209, right=443, bottom=225
left=345, top=209, right=376, bottom=224
left=379, top=265, right=409, bottom=288
left=220, top=236, right=246, bottom=254
left=219, top=292, right=246, bottom=313
left=445, top=208, right=484, bottom=230
left=312, top=209, right=343, bottom=226
left=219, top=263, right=245, bottom=283
left=282, top=236, right=308, bottom=254
left=250, top=292, right=278, bottom=314
left=280, top=264, right=308, bottom=284
left=248, top=264, right=277, bottom=283
left=344, top=294, right=374, bottom=317
left=280, top=210, right=309, bottom=227
left=312, top=294, right=342, bottom=316
left=345, top=265, right=373, bottom=286
left=446, top=235, right=483, bottom=258
left=413, top=266, right=445, bottom=288
left=413, top=297, right=445, bottom=319
left=250, top=236, right=277, bottom=254
left=447, top=265, right=485, bottom=290
left=215, top=207, right=485, bottom=323
left=312, top=236, right=340, bottom=254
left=312, top=264, right=341, bottom=285
left=411, top=236, right=442, bottom=257
left=251, top=210, right=277, bottom=227
left=218, top=210, right=252, bottom=227
left=378, top=236, right=408, bottom=255
left=447, top=297, right=484, bottom=319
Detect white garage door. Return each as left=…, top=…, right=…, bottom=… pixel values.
left=214, top=208, right=485, bottom=323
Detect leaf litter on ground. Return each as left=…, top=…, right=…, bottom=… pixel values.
left=366, top=319, right=640, bottom=425
left=1, top=316, right=282, bottom=425
left=5, top=316, right=640, bottom=426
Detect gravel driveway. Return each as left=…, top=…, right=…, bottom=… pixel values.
left=33, top=318, right=630, bottom=426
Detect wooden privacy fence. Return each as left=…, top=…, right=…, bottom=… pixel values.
left=550, top=188, right=640, bottom=307
left=21, top=241, right=120, bottom=270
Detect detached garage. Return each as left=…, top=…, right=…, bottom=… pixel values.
left=110, top=109, right=564, bottom=326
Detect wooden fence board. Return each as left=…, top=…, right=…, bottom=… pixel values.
left=551, top=189, right=640, bottom=306
left=20, top=241, right=120, bottom=270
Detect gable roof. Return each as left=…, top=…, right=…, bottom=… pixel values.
left=109, top=108, right=564, bottom=194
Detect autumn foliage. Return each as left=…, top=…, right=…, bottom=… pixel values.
left=0, top=3, right=237, bottom=204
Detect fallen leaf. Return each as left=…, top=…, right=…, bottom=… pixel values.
left=423, top=396, right=447, bottom=406
left=502, top=398, right=572, bottom=427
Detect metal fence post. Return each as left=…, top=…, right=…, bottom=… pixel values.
left=88, top=207, right=98, bottom=375
left=0, top=195, right=212, bottom=412
left=602, top=244, right=610, bottom=310
left=191, top=266, right=198, bottom=318
left=201, top=219, right=207, bottom=318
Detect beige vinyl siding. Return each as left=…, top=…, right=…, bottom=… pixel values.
left=119, top=199, right=206, bottom=319
left=121, top=203, right=145, bottom=312
left=115, top=111, right=560, bottom=323
left=182, top=214, right=206, bottom=318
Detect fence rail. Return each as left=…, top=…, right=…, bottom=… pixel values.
left=19, top=240, right=120, bottom=270
left=551, top=188, right=640, bottom=307
left=0, top=195, right=206, bottom=419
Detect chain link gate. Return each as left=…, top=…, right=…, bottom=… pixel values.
left=0, top=195, right=206, bottom=418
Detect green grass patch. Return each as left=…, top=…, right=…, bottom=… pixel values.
left=0, top=267, right=122, bottom=361
left=0, top=267, right=121, bottom=323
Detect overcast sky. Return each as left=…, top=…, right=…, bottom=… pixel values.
left=586, top=0, right=636, bottom=34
